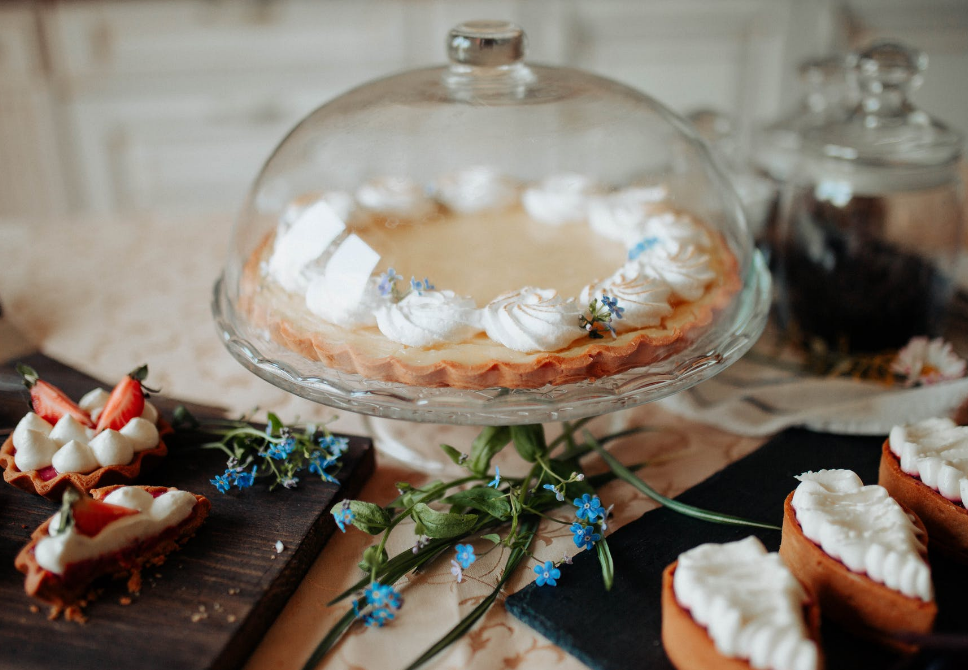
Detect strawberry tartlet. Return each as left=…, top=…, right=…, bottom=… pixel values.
left=1, top=365, right=169, bottom=499
left=16, top=485, right=210, bottom=618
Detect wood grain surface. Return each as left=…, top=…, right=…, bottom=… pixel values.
left=0, top=354, right=374, bottom=670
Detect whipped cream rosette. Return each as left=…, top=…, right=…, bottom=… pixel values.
left=434, top=166, right=517, bottom=214
left=482, top=287, right=583, bottom=353
left=627, top=243, right=717, bottom=302
left=587, top=186, right=669, bottom=244
left=521, top=173, right=600, bottom=225
left=581, top=267, right=673, bottom=332
left=356, top=176, right=438, bottom=219
left=376, top=289, right=482, bottom=347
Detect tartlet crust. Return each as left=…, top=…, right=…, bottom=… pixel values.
left=15, top=485, right=210, bottom=610
left=238, top=226, right=743, bottom=390
left=779, top=491, right=936, bottom=652
left=0, top=420, right=171, bottom=500
left=878, top=439, right=968, bottom=561
left=660, top=560, right=824, bottom=670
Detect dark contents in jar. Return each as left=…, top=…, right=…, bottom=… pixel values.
left=778, top=192, right=952, bottom=352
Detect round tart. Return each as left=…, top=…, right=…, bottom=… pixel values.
left=16, top=485, right=210, bottom=614
left=238, top=181, right=742, bottom=390
left=1, top=366, right=168, bottom=499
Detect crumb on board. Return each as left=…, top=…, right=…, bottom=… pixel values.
left=119, top=596, right=133, bottom=606
left=213, top=602, right=222, bottom=612
left=275, top=540, right=285, bottom=554
left=198, top=605, right=207, bottom=613
left=190, top=612, right=208, bottom=623
left=29, top=605, right=39, bottom=614
left=228, top=587, right=240, bottom=595
left=227, top=614, right=237, bottom=623
left=270, top=555, right=276, bottom=560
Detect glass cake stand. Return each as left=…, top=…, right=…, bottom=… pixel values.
left=212, top=250, right=770, bottom=467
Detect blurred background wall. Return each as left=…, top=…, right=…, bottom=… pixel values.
left=0, top=0, right=966, bottom=220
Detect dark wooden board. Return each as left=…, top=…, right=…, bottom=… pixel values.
left=507, top=429, right=968, bottom=670
left=0, top=355, right=375, bottom=670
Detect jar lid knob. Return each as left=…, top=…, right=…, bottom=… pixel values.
left=447, top=20, right=526, bottom=67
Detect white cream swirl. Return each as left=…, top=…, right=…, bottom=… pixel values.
left=629, top=244, right=716, bottom=302
left=580, top=267, right=672, bottom=332
left=482, top=288, right=583, bottom=353
left=587, top=186, right=668, bottom=244
left=673, top=537, right=818, bottom=670
left=521, top=173, right=599, bottom=225
left=889, top=418, right=968, bottom=504
left=356, top=176, right=437, bottom=219
left=434, top=166, right=516, bottom=214
left=792, top=470, right=932, bottom=601
left=375, top=290, right=482, bottom=348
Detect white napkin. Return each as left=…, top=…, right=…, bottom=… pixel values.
left=660, top=350, right=968, bottom=437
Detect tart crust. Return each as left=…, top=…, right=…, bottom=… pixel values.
left=0, top=420, right=171, bottom=500
left=15, top=485, right=210, bottom=611
left=878, top=438, right=968, bottom=561
left=779, top=491, right=936, bottom=652
left=660, top=560, right=824, bottom=670
left=238, top=220, right=743, bottom=390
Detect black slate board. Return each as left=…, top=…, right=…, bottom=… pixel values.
left=0, top=355, right=375, bottom=670
left=506, top=429, right=968, bottom=670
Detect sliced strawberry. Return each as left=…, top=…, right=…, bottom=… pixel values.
left=71, top=494, right=139, bottom=537
left=96, top=365, right=149, bottom=433
left=17, top=364, right=94, bottom=428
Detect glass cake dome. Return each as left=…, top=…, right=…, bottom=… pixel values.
left=214, top=20, right=771, bottom=425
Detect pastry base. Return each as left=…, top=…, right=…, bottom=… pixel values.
left=660, top=561, right=823, bottom=670
left=879, top=439, right=968, bottom=561
left=779, top=491, right=936, bottom=652
left=0, top=421, right=171, bottom=500
left=15, top=485, right=210, bottom=612
left=238, top=217, right=743, bottom=390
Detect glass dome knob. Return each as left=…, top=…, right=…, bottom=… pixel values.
left=447, top=20, right=526, bottom=67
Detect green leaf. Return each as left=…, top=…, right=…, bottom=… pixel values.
left=411, top=503, right=478, bottom=539
left=443, top=488, right=511, bottom=519
left=585, top=431, right=781, bottom=531
left=299, top=607, right=357, bottom=670
left=481, top=533, right=502, bottom=544
left=468, top=426, right=511, bottom=476
left=438, top=444, right=466, bottom=466
left=266, top=412, right=283, bottom=437
left=597, top=539, right=614, bottom=591
left=510, top=424, right=546, bottom=463
left=329, top=501, right=391, bottom=534
left=358, top=545, right=388, bottom=572
left=402, top=518, right=539, bottom=670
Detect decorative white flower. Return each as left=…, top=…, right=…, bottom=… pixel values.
left=891, top=337, right=966, bottom=386
left=450, top=559, right=464, bottom=583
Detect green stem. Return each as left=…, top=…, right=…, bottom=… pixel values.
left=585, top=431, right=780, bottom=531
left=401, top=518, right=540, bottom=670
left=299, top=608, right=357, bottom=670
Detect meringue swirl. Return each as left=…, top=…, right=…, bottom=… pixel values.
left=587, top=186, right=668, bottom=244
left=521, top=173, right=598, bottom=225
left=631, top=244, right=716, bottom=302
left=580, top=267, right=673, bottom=332
left=356, top=176, right=437, bottom=219
left=482, top=288, right=583, bottom=353
left=889, top=418, right=968, bottom=505
left=434, top=166, right=516, bottom=214
left=375, top=290, right=482, bottom=348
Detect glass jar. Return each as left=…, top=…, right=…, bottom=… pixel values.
left=754, top=55, right=851, bottom=263
left=776, top=41, right=965, bottom=353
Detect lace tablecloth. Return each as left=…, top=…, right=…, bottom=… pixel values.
left=0, top=215, right=763, bottom=670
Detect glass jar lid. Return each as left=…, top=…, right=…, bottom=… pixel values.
left=803, top=41, right=962, bottom=172
left=216, top=20, right=766, bottom=400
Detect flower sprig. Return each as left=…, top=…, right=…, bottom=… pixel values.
left=579, top=295, right=623, bottom=339
left=174, top=407, right=348, bottom=493
left=377, top=267, right=435, bottom=303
